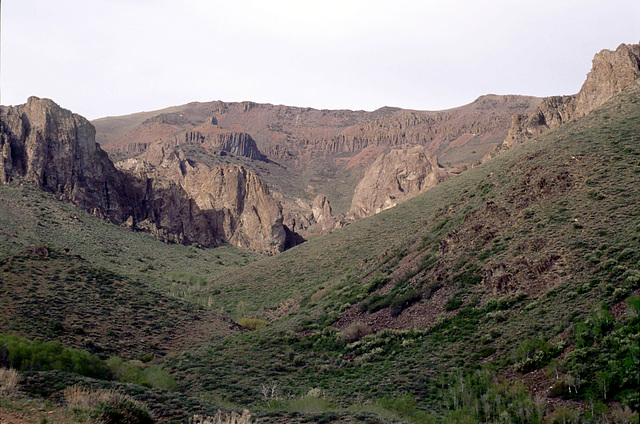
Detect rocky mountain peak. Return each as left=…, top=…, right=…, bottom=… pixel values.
left=500, top=42, right=640, bottom=150
left=1, top=96, right=134, bottom=220
left=575, top=42, right=640, bottom=113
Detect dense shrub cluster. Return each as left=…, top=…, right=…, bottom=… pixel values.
left=106, top=357, right=178, bottom=391
left=0, top=334, right=108, bottom=379
left=0, top=334, right=178, bottom=391
left=558, top=298, right=640, bottom=410
left=444, top=368, right=544, bottom=423
left=513, top=338, right=562, bottom=373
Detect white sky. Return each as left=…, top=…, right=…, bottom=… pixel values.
left=2, top=0, right=639, bottom=119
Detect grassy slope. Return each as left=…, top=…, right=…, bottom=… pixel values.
left=161, top=82, right=640, bottom=418
left=0, top=181, right=260, bottom=308
left=202, top=81, right=640, bottom=318
left=1, top=82, right=638, bottom=423
left=0, top=249, right=241, bottom=360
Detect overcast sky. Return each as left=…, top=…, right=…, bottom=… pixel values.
left=2, top=0, right=639, bottom=120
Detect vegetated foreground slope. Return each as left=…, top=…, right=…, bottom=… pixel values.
left=162, top=81, right=640, bottom=420
left=0, top=247, right=242, bottom=360
left=0, top=186, right=261, bottom=423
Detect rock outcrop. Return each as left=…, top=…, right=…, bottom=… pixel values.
left=311, top=194, right=334, bottom=228
left=348, top=145, right=450, bottom=219
left=0, top=97, right=142, bottom=222
left=164, top=162, right=286, bottom=254
left=182, top=124, right=267, bottom=161
left=501, top=42, right=640, bottom=150
left=0, top=97, right=289, bottom=254
left=282, top=194, right=343, bottom=236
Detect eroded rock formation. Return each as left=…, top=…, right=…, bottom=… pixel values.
left=182, top=123, right=267, bottom=161
left=282, top=194, right=343, bottom=236
left=0, top=97, right=289, bottom=254
left=349, top=145, right=450, bottom=219
left=0, top=97, right=142, bottom=222
left=500, top=42, right=640, bottom=150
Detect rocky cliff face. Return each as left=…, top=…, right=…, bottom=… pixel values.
left=150, top=159, right=286, bottom=254
left=182, top=124, right=267, bottom=161
left=501, top=42, right=640, bottom=150
left=189, top=166, right=285, bottom=254
left=348, top=145, right=450, bottom=219
left=0, top=97, right=142, bottom=222
left=283, top=194, right=344, bottom=236
left=0, top=97, right=289, bottom=254
left=93, top=93, right=540, bottom=229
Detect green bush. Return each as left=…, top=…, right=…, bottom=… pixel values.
left=105, top=357, right=177, bottom=391
left=238, top=318, right=268, bottom=331
left=485, top=291, right=528, bottom=311
left=137, top=366, right=178, bottom=391
left=390, top=290, right=422, bottom=317
left=367, top=274, right=390, bottom=293
left=452, top=268, right=483, bottom=287
left=617, top=248, right=638, bottom=262
left=0, top=334, right=108, bottom=379
left=514, top=338, right=560, bottom=373
left=360, top=294, right=392, bottom=313
left=626, top=295, right=640, bottom=315
left=444, top=368, right=543, bottom=422
left=445, top=297, right=463, bottom=311
left=561, top=299, right=639, bottom=409
left=572, top=303, right=613, bottom=348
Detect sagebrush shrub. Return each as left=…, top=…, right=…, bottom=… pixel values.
left=190, top=409, right=252, bottom=424
left=238, top=318, right=268, bottom=331
left=0, top=367, right=20, bottom=395
left=64, top=385, right=154, bottom=424
left=341, top=321, right=371, bottom=342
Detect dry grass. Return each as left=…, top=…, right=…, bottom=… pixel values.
left=190, top=409, right=253, bottom=424
left=0, top=368, right=20, bottom=395
left=63, top=384, right=143, bottom=410
left=63, top=384, right=155, bottom=423
left=237, top=318, right=268, bottom=331
left=340, top=321, right=372, bottom=342
left=64, top=384, right=115, bottom=409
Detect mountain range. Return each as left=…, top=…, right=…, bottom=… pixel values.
left=0, top=42, right=638, bottom=424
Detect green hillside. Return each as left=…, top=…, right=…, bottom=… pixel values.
left=160, top=81, right=640, bottom=421
left=190, top=82, right=640, bottom=319
left=0, top=181, right=260, bottom=307
left=1, top=82, right=639, bottom=422
left=0, top=249, right=242, bottom=360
